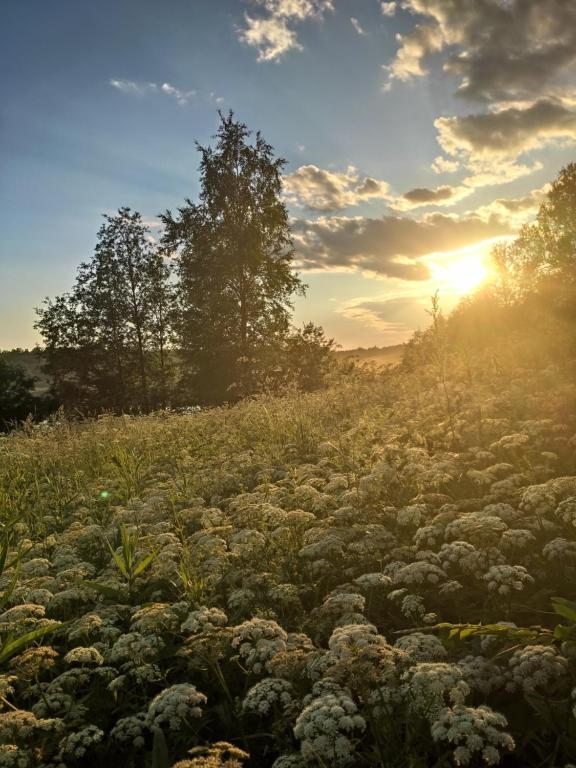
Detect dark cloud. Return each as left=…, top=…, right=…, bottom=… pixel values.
left=389, top=0, right=576, bottom=102
left=436, top=99, right=576, bottom=158
left=403, top=185, right=459, bottom=204
left=291, top=212, right=511, bottom=278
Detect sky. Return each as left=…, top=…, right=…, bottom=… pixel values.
left=2, top=0, right=576, bottom=350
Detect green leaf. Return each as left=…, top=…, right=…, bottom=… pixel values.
left=106, top=538, right=129, bottom=578
left=0, top=560, right=21, bottom=612
left=551, top=597, right=576, bottom=624
left=0, top=622, right=63, bottom=666
left=80, top=580, right=124, bottom=600
left=553, top=624, right=576, bottom=641
left=132, top=548, right=159, bottom=578
left=151, top=728, right=170, bottom=768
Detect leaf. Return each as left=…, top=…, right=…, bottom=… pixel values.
left=0, top=560, right=20, bottom=612
left=0, top=533, right=12, bottom=577
left=80, top=580, right=124, bottom=600
left=551, top=597, right=576, bottom=624
left=0, top=622, right=64, bottom=666
left=151, top=728, right=170, bottom=768
left=553, top=624, right=575, bottom=641
left=106, top=538, right=129, bottom=578
left=132, top=548, right=160, bottom=578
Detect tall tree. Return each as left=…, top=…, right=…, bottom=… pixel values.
left=161, top=111, right=304, bottom=403
left=36, top=209, right=173, bottom=412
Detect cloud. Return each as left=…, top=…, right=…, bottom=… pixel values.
left=291, top=211, right=512, bottom=278
left=393, top=184, right=473, bottom=210
left=109, top=79, right=147, bottom=94
left=159, top=82, right=197, bottom=105
left=436, top=99, right=576, bottom=162
left=109, top=79, right=196, bottom=105
left=350, top=17, right=366, bottom=36
left=238, top=0, right=334, bottom=61
left=384, top=0, right=576, bottom=103
left=380, top=2, right=397, bottom=18
left=340, top=295, right=431, bottom=336
left=475, top=184, right=551, bottom=227
left=384, top=23, right=444, bottom=86
left=283, top=165, right=391, bottom=210
left=431, top=156, right=459, bottom=174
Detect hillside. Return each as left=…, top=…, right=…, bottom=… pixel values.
left=1, top=349, right=576, bottom=766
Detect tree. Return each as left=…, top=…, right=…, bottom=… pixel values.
left=161, top=111, right=304, bottom=404
left=0, top=356, right=37, bottom=430
left=36, top=209, right=173, bottom=412
left=280, top=323, right=335, bottom=392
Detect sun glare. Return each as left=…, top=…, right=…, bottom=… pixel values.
left=428, top=244, right=494, bottom=296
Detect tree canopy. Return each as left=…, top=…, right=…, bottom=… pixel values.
left=161, top=111, right=304, bottom=403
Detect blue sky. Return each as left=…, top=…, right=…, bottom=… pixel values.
left=2, top=0, right=576, bottom=349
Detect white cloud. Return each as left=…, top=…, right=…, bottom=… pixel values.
left=160, top=82, right=196, bottom=105
left=109, top=79, right=196, bottom=105
left=238, top=0, right=334, bottom=61
left=350, top=17, right=366, bottom=36
left=110, top=79, right=151, bottom=95
left=283, top=164, right=391, bottom=210
left=383, top=23, right=444, bottom=88
left=238, top=15, right=301, bottom=61
left=475, top=184, right=551, bottom=228
left=431, top=155, right=459, bottom=174
left=381, top=2, right=397, bottom=18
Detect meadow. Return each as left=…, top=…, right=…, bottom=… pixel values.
left=1, top=342, right=576, bottom=768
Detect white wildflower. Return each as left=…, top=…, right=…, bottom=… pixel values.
left=403, top=663, right=470, bottom=721
left=431, top=705, right=515, bottom=766
left=231, top=618, right=288, bottom=674
left=63, top=647, right=104, bottom=666
left=146, top=683, right=207, bottom=730
left=482, top=565, right=534, bottom=596
left=181, top=606, right=228, bottom=634
left=293, top=691, right=366, bottom=767
left=110, top=712, right=148, bottom=748
left=508, top=645, right=569, bottom=694
left=61, top=725, right=104, bottom=759
left=395, top=633, right=447, bottom=662
left=328, top=623, right=388, bottom=662
left=242, top=678, right=294, bottom=717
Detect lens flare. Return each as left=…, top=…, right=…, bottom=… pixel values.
left=428, top=244, right=493, bottom=296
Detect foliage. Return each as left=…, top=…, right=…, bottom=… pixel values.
left=161, top=111, right=304, bottom=404
left=35, top=208, right=175, bottom=413
left=0, top=354, right=53, bottom=432
left=1, top=334, right=576, bottom=765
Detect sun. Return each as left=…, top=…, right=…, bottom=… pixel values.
left=427, top=243, right=493, bottom=296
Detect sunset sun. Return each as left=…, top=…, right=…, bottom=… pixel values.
left=428, top=244, right=494, bottom=296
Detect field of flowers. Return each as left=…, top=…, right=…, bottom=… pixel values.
left=1, top=358, right=576, bottom=768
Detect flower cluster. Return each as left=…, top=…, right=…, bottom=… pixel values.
left=293, top=690, right=366, bottom=766
left=431, top=705, right=515, bottom=766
